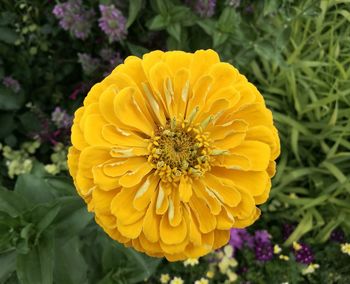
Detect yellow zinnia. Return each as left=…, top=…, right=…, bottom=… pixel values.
left=67, top=49, right=280, bottom=261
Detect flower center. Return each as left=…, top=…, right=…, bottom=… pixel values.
left=148, top=120, right=212, bottom=183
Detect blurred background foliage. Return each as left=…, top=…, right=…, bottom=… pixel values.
left=0, top=0, right=349, bottom=283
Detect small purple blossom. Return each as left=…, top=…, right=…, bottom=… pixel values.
left=78, top=53, right=101, bottom=75
left=51, top=107, right=72, bottom=129
left=254, top=230, right=271, bottom=244
left=98, top=5, right=127, bottom=42
left=52, top=0, right=94, bottom=40
left=229, top=228, right=254, bottom=250
left=195, top=0, right=216, bottom=17
left=99, top=48, right=122, bottom=75
left=330, top=229, right=346, bottom=243
left=3, top=76, right=21, bottom=93
left=293, top=243, right=314, bottom=265
left=255, top=242, right=273, bottom=262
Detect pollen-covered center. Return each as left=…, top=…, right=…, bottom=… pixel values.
left=148, top=120, right=212, bottom=182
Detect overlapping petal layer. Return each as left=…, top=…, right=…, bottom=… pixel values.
left=68, top=49, right=280, bottom=261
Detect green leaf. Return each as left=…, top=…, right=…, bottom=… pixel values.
left=0, top=112, right=16, bottom=139
left=213, top=32, right=229, bottom=48
left=15, top=174, right=55, bottom=205
left=127, top=0, right=143, bottom=28
left=54, top=197, right=93, bottom=243
left=127, top=43, right=149, bottom=57
left=148, top=15, right=167, bottom=30
left=0, top=187, right=28, bottom=217
left=167, top=23, right=181, bottom=42
left=54, top=237, right=87, bottom=284
left=36, top=204, right=61, bottom=235
left=284, top=212, right=313, bottom=246
left=17, top=233, right=54, bottom=284
left=0, top=250, right=16, bottom=283
left=0, top=86, right=25, bottom=111
left=0, top=27, right=18, bottom=44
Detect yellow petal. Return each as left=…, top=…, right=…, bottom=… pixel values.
left=67, top=146, right=80, bottom=178
left=230, top=189, right=255, bottom=219
left=83, top=114, right=111, bottom=146
left=183, top=205, right=202, bottom=246
left=234, top=208, right=261, bottom=228
left=231, top=103, right=273, bottom=128
left=92, top=166, right=120, bottom=190
left=103, top=157, right=146, bottom=177
left=189, top=195, right=216, bottom=233
left=71, top=107, right=89, bottom=150
left=143, top=194, right=160, bottom=242
left=102, top=124, right=149, bottom=148
left=230, top=141, right=271, bottom=171
left=98, top=85, right=120, bottom=125
left=185, top=231, right=214, bottom=258
left=117, top=217, right=143, bottom=239
left=233, top=82, right=259, bottom=109
left=213, top=230, right=230, bottom=250
left=173, top=68, right=190, bottom=119
left=139, top=233, right=162, bottom=254
left=204, top=173, right=241, bottom=207
left=179, top=175, right=192, bottom=202
left=210, top=167, right=269, bottom=196
left=216, top=207, right=235, bottom=230
left=160, top=214, right=187, bottom=245
left=208, top=62, right=240, bottom=94
left=141, top=50, right=165, bottom=79
left=111, top=187, right=145, bottom=225
left=156, top=183, right=171, bottom=215
left=133, top=174, right=159, bottom=211
left=209, top=119, right=248, bottom=141
left=246, top=125, right=280, bottom=160
left=254, top=179, right=271, bottom=204
left=92, top=187, right=120, bottom=215
left=114, top=87, right=155, bottom=136
left=192, top=180, right=221, bottom=215
left=79, top=146, right=111, bottom=178
left=190, top=49, right=220, bottom=86
left=118, top=163, right=153, bottom=188
left=164, top=51, right=192, bottom=74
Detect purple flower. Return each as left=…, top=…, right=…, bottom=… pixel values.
left=293, top=243, right=314, bottom=265
left=98, top=5, right=127, bottom=42
left=330, top=229, right=346, bottom=243
left=229, top=228, right=254, bottom=250
left=99, top=48, right=122, bottom=75
left=2, top=76, right=21, bottom=93
left=78, top=53, right=101, bottom=75
left=52, top=0, right=94, bottom=40
left=51, top=107, right=72, bottom=129
left=186, top=0, right=216, bottom=18
left=254, top=230, right=271, bottom=244
left=255, top=242, right=273, bottom=262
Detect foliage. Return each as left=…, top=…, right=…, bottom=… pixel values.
left=0, top=0, right=349, bottom=283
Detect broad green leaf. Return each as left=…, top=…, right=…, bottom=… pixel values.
left=0, top=27, right=18, bottom=44
left=167, top=23, right=181, bottom=42
left=17, top=233, right=54, bottom=284
left=0, top=187, right=28, bottom=217
left=54, top=237, right=87, bottom=284
left=0, top=250, right=16, bottom=283
left=284, top=212, right=313, bottom=246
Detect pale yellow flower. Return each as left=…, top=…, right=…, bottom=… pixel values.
left=293, top=241, right=302, bottom=251
left=160, top=273, right=170, bottom=284
left=341, top=243, right=350, bottom=255
left=206, top=271, right=214, bottom=279
left=302, top=263, right=320, bottom=275
left=194, top=278, right=209, bottom=284
left=170, top=277, right=184, bottom=284
left=183, top=258, right=199, bottom=267
left=226, top=269, right=238, bottom=282
left=279, top=254, right=289, bottom=261
left=273, top=244, right=282, bottom=254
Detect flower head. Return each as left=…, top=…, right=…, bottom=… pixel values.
left=52, top=0, right=94, bottom=39
left=2, top=76, right=21, bottom=93
left=341, top=243, right=350, bottom=255
left=254, top=230, right=271, bottom=243
left=189, top=0, right=217, bottom=17
left=293, top=243, right=314, bottom=265
left=195, top=278, right=209, bottom=284
left=68, top=49, right=280, bottom=261
left=254, top=241, right=273, bottom=262
left=51, top=107, right=72, bottom=129
left=160, top=273, right=170, bottom=284
left=183, top=257, right=199, bottom=266
left=302, top=263, right=319, bottom=275
left=229, top=228, right=254, bottom=249
left=170, top=277, right=184, bottom=284
left=98, top=5, right=127, bottom=42
left=330, top=228, right=346, bottom=243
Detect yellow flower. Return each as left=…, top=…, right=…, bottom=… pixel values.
left=301, top=263, right=319, bottom=275
left=293, top=241, right=302, bottom=251
left=226, top=269, right=238, bottom=282
left=170, top=277, right=184, bottom=284
left=68, top=49, right=280, bottom=261
left=279, top=254, right=289, bottom=261
left=273, top=244, right=282, bottom=254
left=183, top=258, right=199, bottom=266
left=195, top=278, right=209, bottom=284
left=341, top=243, right=350, bottom=255
left=160, top=273, right=170, bottom=284
left=206, top=271, right=214, bottom=278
